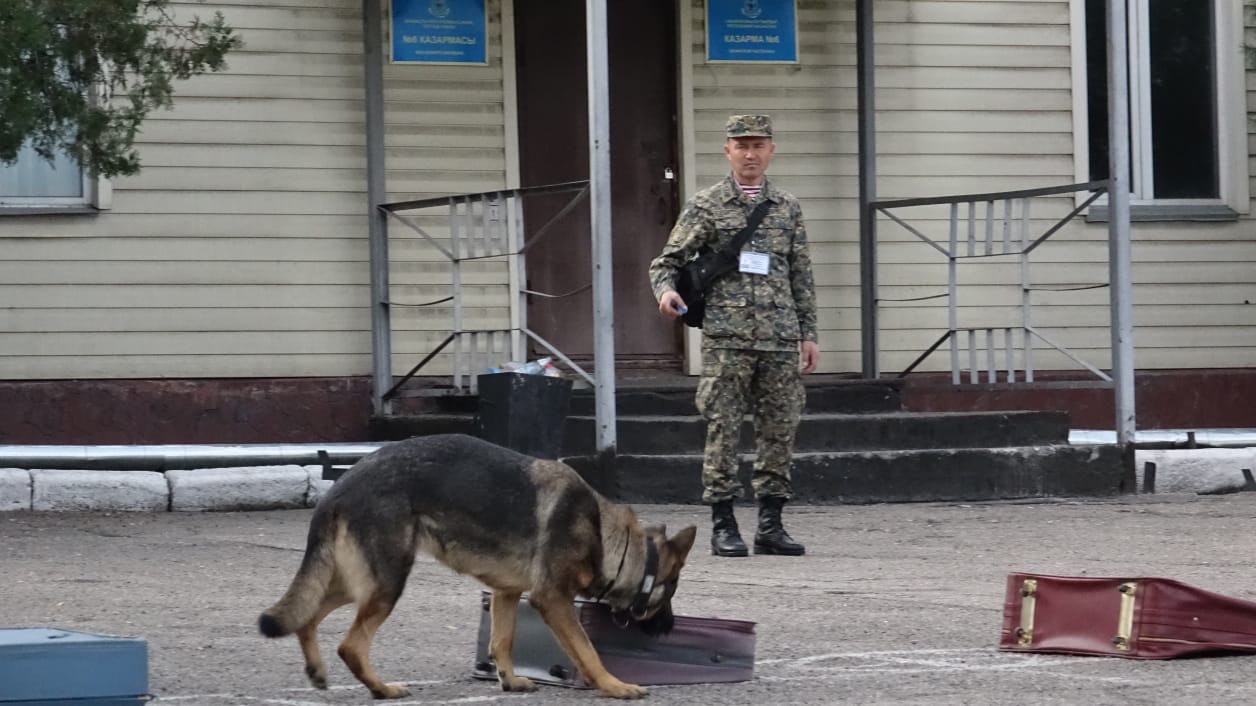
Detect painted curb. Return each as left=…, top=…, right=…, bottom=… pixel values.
left=167, top=466, right=312, bottom=512
left=1134, top=448, right=1256, bottom=494
left=0, top=469, right=32, bottom=511
left=306, top=469, right=335, bottom=508
left=31, top=469, right=168, bottom=512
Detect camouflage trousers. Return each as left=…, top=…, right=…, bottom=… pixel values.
left=695, top=348, right=805, bottom=504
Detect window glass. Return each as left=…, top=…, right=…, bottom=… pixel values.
left=1085, top=0, right=1112, bottom=187
left=0, top=143, right=84, bottom=200
left=1147, top=0, right=1217, bottom=198
left=1084, top=0, right=1221, bottom=200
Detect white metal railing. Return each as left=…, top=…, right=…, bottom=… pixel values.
left=375, top=181, right=594, bottom=404
left=871, top=180, right=1112, bottom=384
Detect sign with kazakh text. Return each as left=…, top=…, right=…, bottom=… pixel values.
left=390, top=0, right=487, bottom=65
left=706, top=0, right=798, bottom=63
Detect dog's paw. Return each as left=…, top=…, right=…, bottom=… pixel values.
left=370, top=683, right=411, bottom=700
left=599, top=680, right=648, bottom=699
left=304, top=665, right=328, bottom=690
left=499, top=674, right=537, bottom=693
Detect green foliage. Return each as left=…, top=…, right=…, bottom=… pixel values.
left=0, top=0, right=240, bottom=177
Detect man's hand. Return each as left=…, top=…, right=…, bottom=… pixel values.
left=658, top=291, right=688, bottom=319
left=800, top=341, right=819, bottom=374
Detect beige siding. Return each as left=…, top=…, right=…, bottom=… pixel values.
left=0, top=0, right=508, bottom=380
left=686, top=0, right=1255, bottom=375
left=2, top=0, right=1251, bottom=383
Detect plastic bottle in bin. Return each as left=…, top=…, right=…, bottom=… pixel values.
left=517, top=357, right=552, bottom=376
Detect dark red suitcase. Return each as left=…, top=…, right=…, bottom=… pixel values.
left=999, top=573, right=1256, bottom=659
left=471, top=593, right=756, bottom=688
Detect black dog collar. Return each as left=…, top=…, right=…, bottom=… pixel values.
left=629, top=537, right=659, bottom=618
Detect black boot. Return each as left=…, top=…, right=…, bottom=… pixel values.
left=754, top=496, right=805, bottom=556
left=710, top=500, right=749, bottom=557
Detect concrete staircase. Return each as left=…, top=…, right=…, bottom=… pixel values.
left=370, top=378, right=1134, bottom=504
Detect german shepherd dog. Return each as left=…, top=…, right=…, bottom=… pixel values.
left=259, top=434, right=697, bottom=699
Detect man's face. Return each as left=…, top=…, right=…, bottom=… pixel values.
left=724, top=136, right=775, bottom=185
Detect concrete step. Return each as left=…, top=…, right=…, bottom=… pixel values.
left=561, top=410, right=1069, bottom=455
left=562, top=444, right=1134, bottom=505
left=568, top=379, right=903, bottom=416
left=371, top=408, right=1069, bottom=456
left=370, top=413, right=473, bottom=441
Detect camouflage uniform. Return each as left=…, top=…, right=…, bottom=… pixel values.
left=648, top=116, right=818, bottom=505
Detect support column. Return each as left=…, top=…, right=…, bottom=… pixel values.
left=1105, top=0, right=1136, bottom=445
left=364, top=0, right=391, bottom=415
left=856, top=0, right=878, bottom=378
left=586, top=0, right=617, bottom=455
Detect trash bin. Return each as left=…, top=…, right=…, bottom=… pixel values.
left=475, top=372, right=574, bottom=459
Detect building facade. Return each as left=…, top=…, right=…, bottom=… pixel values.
left=1, top=0, right=1252, bottom=442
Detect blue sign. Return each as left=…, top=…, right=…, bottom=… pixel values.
left=706, top=0, right=798, bottom=63
left=391, top=0, right=487, bottom=65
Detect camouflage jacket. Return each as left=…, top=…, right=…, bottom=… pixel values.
left=648, top=175, right=818, bottom=352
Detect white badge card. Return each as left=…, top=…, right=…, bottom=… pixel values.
left=739, top=251, right=770, bottom=275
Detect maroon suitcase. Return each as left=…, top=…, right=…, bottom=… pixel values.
left=999, top=573, right=1256, bottom=659
left=472, top=593, right=756, bottom=688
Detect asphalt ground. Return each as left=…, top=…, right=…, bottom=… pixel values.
left=3, top=493, right=1256, bottom=706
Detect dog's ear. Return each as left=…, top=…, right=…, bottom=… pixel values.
left=668, top=525, right=698, bottom=560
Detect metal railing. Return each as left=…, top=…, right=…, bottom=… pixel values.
left=871, top=180, right=1112, bottom=384
left=376, top=181, right=595, bottom=403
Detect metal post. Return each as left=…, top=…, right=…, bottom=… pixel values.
left=856, top=0, right=878, bottom=378
left=1106, top=0, right=1136, bottom=445
left=586, top=0, right=617, bottom=455
left=1021, top=200, right=1033, bottom=383
left=948, top=203, right=959, bottom=384
left=451, top=199, right=465, bottom=390
left=507, top=194, right=525, bottom=363
left=363, top=0, right=391, bottom=415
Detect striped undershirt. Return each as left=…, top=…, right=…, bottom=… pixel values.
left=737, top=182, right=763, bottom=201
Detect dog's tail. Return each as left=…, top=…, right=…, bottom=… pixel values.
left=258, top=516, right=337, bottom=638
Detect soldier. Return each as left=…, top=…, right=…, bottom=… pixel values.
left=648, top=114, right=819, bottom=558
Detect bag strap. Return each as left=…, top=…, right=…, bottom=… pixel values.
left=718, top=198, right=772, bottom=259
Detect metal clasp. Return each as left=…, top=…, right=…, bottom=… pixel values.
left=1017, top=579, right=1038, bottom=646
left=1114, top=582, right=1137, bottom=651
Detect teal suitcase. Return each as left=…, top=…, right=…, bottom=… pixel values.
left=0, top=628, right=148, bottom=705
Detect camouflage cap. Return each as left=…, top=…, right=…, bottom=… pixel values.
left=725, top=114, right=773, bottom=139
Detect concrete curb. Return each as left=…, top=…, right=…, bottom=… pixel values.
left=1134, top=448, right=1256, bottom=494
left=2, top=447, right=1253, bottom=511
left=31, top=469, right=168, bottom=512
left=308, top=475, right=335, bottom=506
left=167, top=466, right=312, bottom=512
left=2, top=466, right=332, bottom=512
left=0, top=469, right=32, bottom=511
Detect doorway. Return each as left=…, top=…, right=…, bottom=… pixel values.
left=513, top=0, right=682, bottom=369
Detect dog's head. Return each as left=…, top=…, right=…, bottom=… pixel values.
left=617, top=524, right=697, bottom=637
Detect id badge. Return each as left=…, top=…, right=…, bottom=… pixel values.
left=739, top=251, right=770, bottom=276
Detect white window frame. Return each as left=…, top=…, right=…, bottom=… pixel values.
left=0, top=45, right=113, bottom=215
left=0, top=148, right=112, bottom=213
left=1070, top=0, right=1250, bottom=215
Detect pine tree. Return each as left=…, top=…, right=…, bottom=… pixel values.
left=0, top=0, right=240, bottom=177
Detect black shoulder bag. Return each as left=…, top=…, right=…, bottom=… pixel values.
left=673, top=199, right=772, bottom=328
